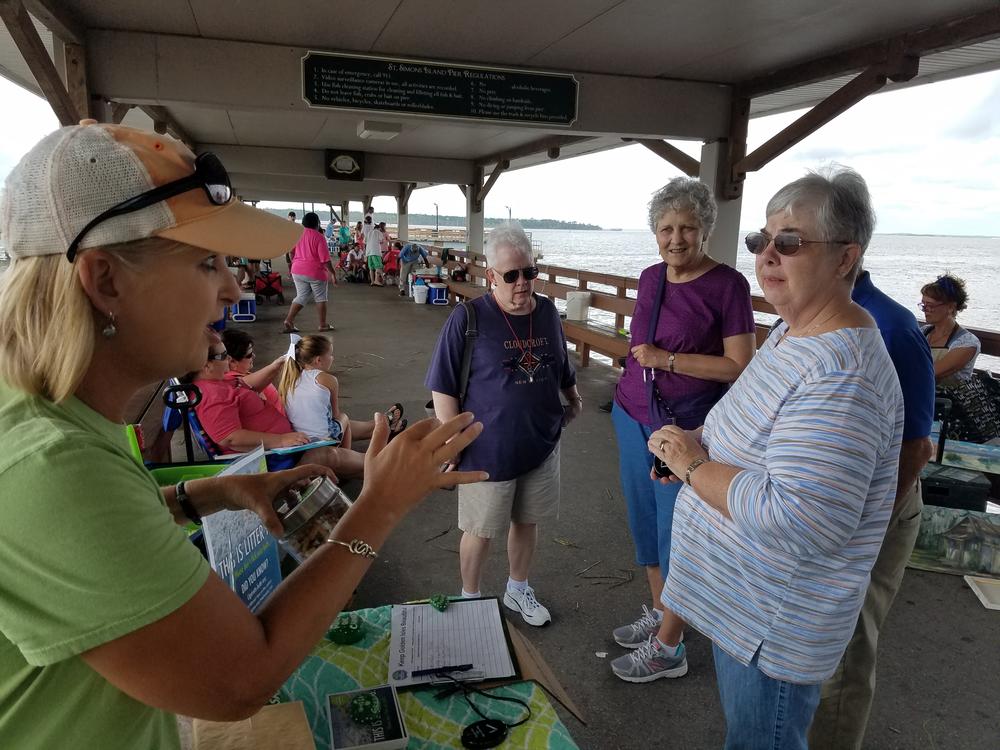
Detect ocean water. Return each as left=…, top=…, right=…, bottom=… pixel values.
left=520, top=228, right=1000, bottom=371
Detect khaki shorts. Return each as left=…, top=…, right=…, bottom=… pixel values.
left=458, top=444, right=560, bottom=538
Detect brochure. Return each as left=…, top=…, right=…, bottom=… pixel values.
left=327, top=684, right=407, bottom=749
left=202, top=446, right=282, bottom=612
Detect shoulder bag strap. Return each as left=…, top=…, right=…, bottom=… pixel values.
left=458, top=300, right=478, bottom=406
left=645, top=262, right=668, bottom=345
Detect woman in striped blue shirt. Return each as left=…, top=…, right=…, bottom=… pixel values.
left=648, top=168, right=904, bottom=749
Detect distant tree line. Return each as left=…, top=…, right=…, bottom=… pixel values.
left=260, top=207, right=601, bottom=230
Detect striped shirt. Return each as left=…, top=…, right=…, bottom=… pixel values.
left=662, top=325, right=903, bottom=684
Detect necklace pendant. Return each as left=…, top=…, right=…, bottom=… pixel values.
left=528, top=374, right=534, bottom=383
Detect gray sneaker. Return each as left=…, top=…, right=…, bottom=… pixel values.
left=610, top=636, right=688, bottom=683
left=612, top=605, right=663, bottom=649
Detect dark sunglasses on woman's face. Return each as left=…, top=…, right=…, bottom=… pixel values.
left=66, top=152, right=232, bottom=262
left=207, top=350, right=229, bottom=361
left=497, top=266, right=540, bottom=283
left=744, top=231, right=850, bottom=256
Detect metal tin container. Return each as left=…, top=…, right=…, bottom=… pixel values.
left=276, top=476, right=353, bottom=560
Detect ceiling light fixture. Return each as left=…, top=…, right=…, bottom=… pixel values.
left=357, top=120, right=402, bottom=140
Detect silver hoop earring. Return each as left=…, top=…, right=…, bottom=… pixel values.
left=102, top=312, right=118, bottom=339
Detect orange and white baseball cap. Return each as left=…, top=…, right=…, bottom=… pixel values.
left=0, top=120, right=301, bottom=261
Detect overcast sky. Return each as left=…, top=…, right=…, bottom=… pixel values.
left=2, top=68, right=999, bottom=236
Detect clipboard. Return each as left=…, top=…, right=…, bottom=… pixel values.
left=388, top=597, right=521, bottom=687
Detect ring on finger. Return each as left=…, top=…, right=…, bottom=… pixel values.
left=658, top=439, right=666, bottom=452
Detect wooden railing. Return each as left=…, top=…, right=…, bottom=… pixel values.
left=425, top=247, right=1000, bottom=365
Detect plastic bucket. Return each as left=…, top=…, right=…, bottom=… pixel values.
left=429, top=282, right=448, bottom=305
left=413, top=285, right=429, bottom=304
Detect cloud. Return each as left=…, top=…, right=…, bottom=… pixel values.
left=946, top=81, right=1000, bottom=141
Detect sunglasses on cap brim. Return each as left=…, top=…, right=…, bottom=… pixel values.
left=496, top=266, right=540, bottom=283
left=66, top=152, right=232, bottom=262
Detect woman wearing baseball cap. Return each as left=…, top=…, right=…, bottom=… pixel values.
left=0, top=122, right=487, bottom=748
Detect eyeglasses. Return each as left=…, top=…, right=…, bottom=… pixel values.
left=918, top=301, right=945, bottom=312
left=66, top=152, right=232, bottom=262
left=496, top=266, right=540, bottom=283
left=744, top=231, right=851, bottom=256
left=207, top=350, right=229, bottom=361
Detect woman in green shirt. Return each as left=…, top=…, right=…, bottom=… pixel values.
left=0, top=122, right=486, bottom=749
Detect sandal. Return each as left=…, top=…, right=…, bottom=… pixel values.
left=318, top=325, right=335, bottom=332
left=281, top=323, right=299, bottom=333
left=387, top=418, right=407, bottom=443
left=384, top=402, right=404, bottom=431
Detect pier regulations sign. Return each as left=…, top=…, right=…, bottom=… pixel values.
left=302, top=52, right=578, bottom=126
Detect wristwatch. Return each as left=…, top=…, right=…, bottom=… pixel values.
left=684, top=458, right=707, bottom=486
left=667, top=352, right=676, bottom=373
left=175, top=481, right=202, bottom=525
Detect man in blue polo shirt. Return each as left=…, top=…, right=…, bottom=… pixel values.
left=810, top=268, right=936, bottom=750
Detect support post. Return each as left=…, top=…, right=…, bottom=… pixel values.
left=466, top=166, right=485, bottom=253
left=340, top=201, right=350, bottom=226
left=700, top=140, right=742, bottom=269
left=63, top=42, right=89, bottom=120
left=396, top=182, right=414, bottom=241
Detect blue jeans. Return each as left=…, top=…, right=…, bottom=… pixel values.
left=713, top=644, right=821, bottom=750
left=611, top=402, right=681, bottom=574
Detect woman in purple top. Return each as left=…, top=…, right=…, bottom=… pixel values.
left=283, top=212, right=336, bottom=333
left=609, top=178, right=755, bottom=680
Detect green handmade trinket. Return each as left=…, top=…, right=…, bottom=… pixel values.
left=348, top=691, right=382, bottom=725
left=327, top=612, right=365, bottom=645
left=429, top=594, right=450, bottom=612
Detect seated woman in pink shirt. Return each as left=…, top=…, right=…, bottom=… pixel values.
left=221, top=329, right=285, bottom=414
left=193, top=342, right=364, bottom=481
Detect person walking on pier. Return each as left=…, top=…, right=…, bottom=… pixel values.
left=649, top=167, right=903, bottom=749
left=426, top=222, right=582, bottom=626
left=361, top=215, right=384, bottom=286
left=609, top=178, right=754, bottom=682
left=282, top=212, right=336, bottom=333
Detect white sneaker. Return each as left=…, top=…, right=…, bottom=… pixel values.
left=503, top=585, right=552, bottom=626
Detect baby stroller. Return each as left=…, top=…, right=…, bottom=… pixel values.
left=254, top=266, right=285, bottom=304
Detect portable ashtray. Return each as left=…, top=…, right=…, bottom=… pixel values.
left=274, top=476, right=352, bottom=560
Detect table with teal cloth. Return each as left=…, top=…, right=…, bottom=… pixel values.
left=278, top=605, right=580, bottom=750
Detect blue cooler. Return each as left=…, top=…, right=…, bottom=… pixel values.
left=231, top=292, right=257, bottom=322
left=428, top=282, right=449, bottom=305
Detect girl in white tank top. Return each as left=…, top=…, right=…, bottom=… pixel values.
left=277, top=336, right=406, bottom=447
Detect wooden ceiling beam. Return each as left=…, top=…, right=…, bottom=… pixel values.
left=737, top=8, right=1000, bottom=98
left=475, top=135, right=593, bottom=168
left=23, top=0, right=84, bottom=44
left=476, top=160, right=508, bottom=204
left=735, top=67, right=887, bottom=175
left=633, top=138, right=700, bottom=177
left=0, top=0, right=79, bottom=125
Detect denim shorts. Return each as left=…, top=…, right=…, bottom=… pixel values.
left=611, top=402, right=682, bottom=574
